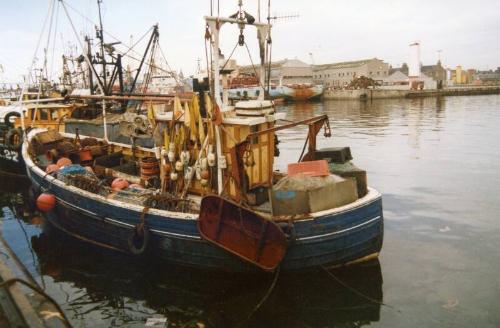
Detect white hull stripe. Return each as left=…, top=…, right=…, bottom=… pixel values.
left=297, top=216, right=381, bottom=241
left=56, top=197, right=202, bottom=240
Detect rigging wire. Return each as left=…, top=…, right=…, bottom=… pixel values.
left=61, top=1, right=173, bottom=78
left=18, top=0, right=53, bottom=93
left=62, top=1, right=153, bottom=61
left=121, top=26, right=154, bottom=57
left=158, top=43, right=181, bottom=84
left=49, top=1, right=61, bottom=81
left=244, top=42, right=267, bottom=91
left=42, top=0, right=57, bottom=80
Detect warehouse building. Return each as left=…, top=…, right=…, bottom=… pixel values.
left=312, top=58, right=390, bottom=88
left=237, top=58, right=313, bottom=85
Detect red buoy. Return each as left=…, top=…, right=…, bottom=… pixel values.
left=37, top=193, right=56, bottom=212
left=111, top=178, right=129, bottom=190
left=45, top=164, right=59, bottom=174
left=56, top=157, right=72, bottom=168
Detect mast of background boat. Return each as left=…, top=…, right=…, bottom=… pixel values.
left=60, top=0, right=109, bottom=141
left=85, top=36, right=95, bottom=95
left=96, top=0, right=107, bottom=91
left=265, top=0, right=272, bottom=96
left=16, top=0, right=55, bottom=135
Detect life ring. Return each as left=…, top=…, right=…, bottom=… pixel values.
left=127, top=223, right=150, bottom=255
left=5, top=128, right=23, bottom=150
left=4, top=112, right=20, bottom=127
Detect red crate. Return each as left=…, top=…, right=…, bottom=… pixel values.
left=287, top=160, right=329, bottom=177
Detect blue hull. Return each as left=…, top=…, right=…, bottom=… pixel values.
left=28, top=164, right=383, bottom=272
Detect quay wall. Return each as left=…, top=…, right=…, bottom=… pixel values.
left=323, top=86, right=500, bottom=100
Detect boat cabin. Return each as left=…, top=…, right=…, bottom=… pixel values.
left=15, top=103, right=76, bottom=132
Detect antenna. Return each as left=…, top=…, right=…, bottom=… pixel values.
left=268, top=11, right=299, bottom=23
left=437, top=49, right=442, bottom=62
left=196, top=57, right=202, bottom=74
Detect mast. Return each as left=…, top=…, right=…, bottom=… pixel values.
left=205, top=1, right=271, bottom=194
left=97, top=0, right=107, bottom=92
left=129, top=25, right=159, bottom=95
left=85, top=36, right=95, bottom=94
left=205, top=11, right=270, bottom=108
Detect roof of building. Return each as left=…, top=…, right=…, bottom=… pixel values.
left=382, top=70, right=408, bottom=82
left=312, top=58, right=382, bottom=71
left=238, top=58, right=310, bottom=70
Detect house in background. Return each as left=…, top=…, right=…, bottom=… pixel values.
left=421, top=61, right=447, bottom=89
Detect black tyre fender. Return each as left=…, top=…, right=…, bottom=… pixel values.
left=4, top=112, right=21, bottom=127
left=5, top=128, right=23, bottom=149
left=127, top=223, right=151, bottom=255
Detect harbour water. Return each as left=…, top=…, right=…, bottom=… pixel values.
left=1, top=94, right=500, bottom=327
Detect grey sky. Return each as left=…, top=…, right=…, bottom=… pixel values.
left=0, top=0, right=499, bottom=83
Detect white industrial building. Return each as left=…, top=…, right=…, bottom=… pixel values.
left=312, top=58, right=390, bottom=88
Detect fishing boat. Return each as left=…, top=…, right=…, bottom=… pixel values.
left=228, top=75, right=323, bottom=102
left=22, top=2, right=383, bottom=272
left=0, top=1, right=180, bottom=175
left=280, top=83, right=324, bottom=101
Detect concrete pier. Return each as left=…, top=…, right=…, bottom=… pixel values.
left=323, top=85, right=500, bottom=100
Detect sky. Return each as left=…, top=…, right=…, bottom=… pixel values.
left=0, top=0, right=499, bottom=83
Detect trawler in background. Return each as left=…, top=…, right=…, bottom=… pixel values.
left=0, top=1, right=192, bottom=175
left=228, top=73, right=323, bottom=102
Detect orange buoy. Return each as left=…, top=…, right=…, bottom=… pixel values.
left=56, top=157, right=72, bottom=168
left=111, top=178, right=129, bottom=190
left=45, top=164, right=59, bottom=174
left=37, top=193, right=56, bottom=212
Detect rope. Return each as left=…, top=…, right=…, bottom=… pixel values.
left=244, top=42, right=267, bottom=91
left=204, top=33, right=212, bottom=94
left=237, top=266, right=281, bottom=327
left=220, top=40, right=239, bottom=72
left=0, top=278, right=72, bottom=327
left=298, top=134, right=309, bottom=162
left=320, top=265, right=400, bottom=312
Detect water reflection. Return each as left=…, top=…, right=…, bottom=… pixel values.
left=1, top=184, right=383, bottom=328
left=30, top=227, right=383, bottom=327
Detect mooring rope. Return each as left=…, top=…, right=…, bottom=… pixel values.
left=237, top=266, right=281, bottom=327
left=320, top=265, right=401, bottom=313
